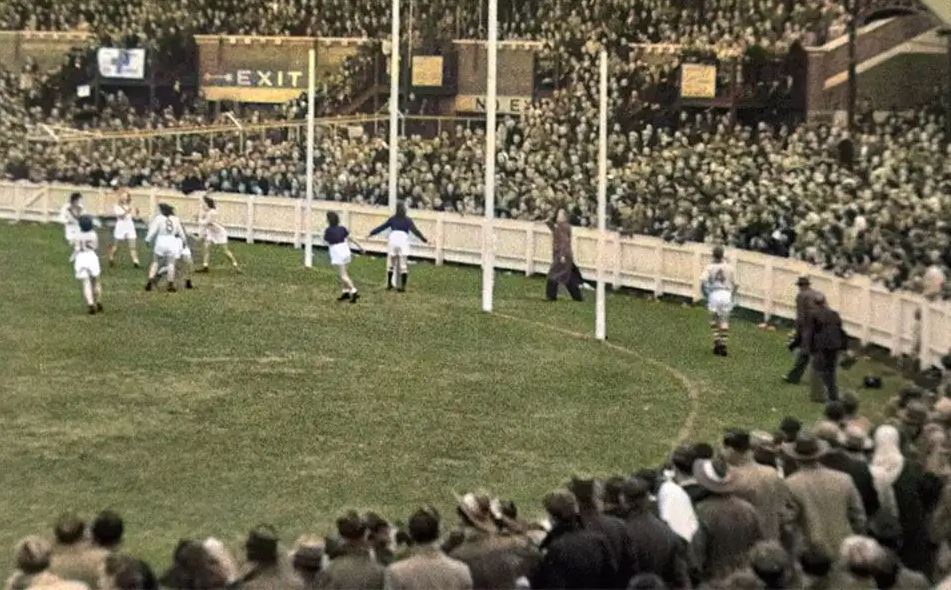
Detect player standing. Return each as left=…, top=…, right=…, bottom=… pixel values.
left=59, top=192, right=86, bottom=244
left=324, top=211, right=364, bottom=302
left=70, top=215, right=104, bottom=315
left=195, top=195, right=240, bottom=273
left=700, top=246, right=738, bottom=356
left=145, top=203, right=186, bottom=292
left=107, top=188, right=141, bottom=268
left=367, top=202, right=428, bottom=292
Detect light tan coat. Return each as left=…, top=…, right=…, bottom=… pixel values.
left=786, top=462, right=867, bottom=557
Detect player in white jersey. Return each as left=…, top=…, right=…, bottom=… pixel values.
left=195, top=195, right=240, bottom=273
left=59, top=192, right=86, bottom=244
left=107, top=188, right=141, bottom=268
left=700, top=245, right=738, bottom=356
left=70, top=215, right=104, bottom=314
left=145, top=203, right=186, bottom=292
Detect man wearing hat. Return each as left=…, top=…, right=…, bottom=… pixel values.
left=722, top=429, right=791, bottom=541
left=690, top=457, right=764, bottom=583
left=619, top=478, right=692, bottom=590
left=316, top=512, right=384, bottom=589
left=785, top=276, right=824, bottom=385
left=784, top=434, right=867, bottom=558
left=530, top=489, right=617, bottom=589
left=806, top=294, right=849, bottom=402
left=813, top=421, right=880, bottom=518
left=567, top=476, right=637, bottom=589
left=238, top=524, right=297, bottom=590
left=448, top=492, right=539, bottom=590
left=5, top=535, right=89, bottom=590
left=48, top=513, right=108, bottom=588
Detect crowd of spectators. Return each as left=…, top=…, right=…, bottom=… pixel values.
left=8, top=374, right=951, bottom=589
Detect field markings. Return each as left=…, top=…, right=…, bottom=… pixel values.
left=494, top=312, right=701, bottom=447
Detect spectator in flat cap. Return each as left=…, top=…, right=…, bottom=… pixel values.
left=568, top=476, right=638, bottom=588
left=690, top=457, right=764, bottom=583
left=384, top=507, right=473, bottom=590
left=530, top=489, right=617, bottom=589
left=812, top=421, right=880, bottom=519
left=235, top=525, right=294, bottom=590
left=784, top=433, right=867, bottom=558
left=448, top=492, right=539, bottom=590
left=723, top=429, right=791, bottom=541
left=365, top=512, right=396, bottom=567
left=48, top=513, right=108, bottom=588
left=5, top=535, right=89, bottom=590
left=618, top=478, right=691, bottom=590
left=316, top=511, right=384, bottom=590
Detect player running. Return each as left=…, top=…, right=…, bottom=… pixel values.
left=70, top=215, right=104, bottom=315
left=107, top=188, right=141, bottom=268
left=367, top=202, right=428, bottom=292
left=324, top=211, right=364, bottom=302
left=195, top=195, right=240, bottom=273
left=145, top=203, right=186, bottom=292
left=700, top=245, right=738, bottom=357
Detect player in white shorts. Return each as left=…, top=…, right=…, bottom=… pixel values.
left=145, top=203, right=186, bottom=292
left=107, top=188, right=141, bottom=268
left=323, top=211, right=365, bottom=302
left=195, top=195, right=240, bottom=273
left=70, top=215, right=104, bottom=315
left=59, top=192, right=87, bottom=244
left=700, top=245, right=738, bottom=357
left=367, top=202, right=428, bottom=292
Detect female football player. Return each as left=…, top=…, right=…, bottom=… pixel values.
left=145, top=203, right=186, bottom=292
left=108, top=188, right=140, bottom=267
left=196, top=195, right=240, bottom=273
left=324, top=211, right=364, bottom=302
left=71, top=215, right=104, bottom=314
left=367, top=202, right=428, bottom=291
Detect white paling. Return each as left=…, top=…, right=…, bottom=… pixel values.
left=596, top=50, right=608, bottom=340
left=481, top=0, right=498, bottom=314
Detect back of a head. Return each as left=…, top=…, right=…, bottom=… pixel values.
left=109, top=555, right=158, bottom=590
left=712, top=245, right=724, bottom=262
left=780, top=417, right=802, bottom=442
left=841, top=391, right=860, bottom=415
left=627, top=572, right=667, bottom=590
left=70, top=192, right=82, bottom=205
left=336, top=511, right=367, bottom=542
left=158, top=203, right=174, bottom=217
left=750, top=541, right=791, bottom=589
left=824, top=401, right=845, bottom=423
left=92, top=510, right=124, bottom=549
left=723, top=429, right=751, bottom=453
left=246, top=525, right=279, bottom=564
left=692, top=442, right=714, bottom=460
left=840, top=535, right=886, bottom=580
left=800, top=547, right=833, bottom=578
left=395, top=202, right=407, bottom=218
left=543, top=489, right=579, bottom=524
left=671, top=444, right=697, bottom=474
left=54, top=513, right=85, bottom=545
left=407, top=506, right=441, bottom=545
left=292, top=536, right=325, bottom=575
left=78, top=215, right=95, bottom=233
left=568, top=476, right=598, bottom=508
left=15, top=535, right=52, bottom=574
left=620, top=477, right=650, bottom=509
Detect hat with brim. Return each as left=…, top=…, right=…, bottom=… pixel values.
left=783, top=434, right=830, bottom=461
left=796, top=276, right=811, bottom=287
left=692, top=458, right=736, bottom=493
left=454, top=492, right=497, bottom=533
left=842, top=424, right=873, bottom=452
left=900, top=402, right=929, bottom=426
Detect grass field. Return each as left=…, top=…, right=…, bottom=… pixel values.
left=0, top=221, right=910, bottom=570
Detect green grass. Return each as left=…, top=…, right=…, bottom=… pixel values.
left=0, top=222, right=909, bottom=571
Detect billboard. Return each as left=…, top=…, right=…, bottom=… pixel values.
left=196, top=36, right=375, bottom=103
left=97, top=48, right=146, bottom=79
left=454, top=95, right=531, bottom=115
left=680, top=63, right=717, bottom=98
left=411, top=56, right=444, bottom=87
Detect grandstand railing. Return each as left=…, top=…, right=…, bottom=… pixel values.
left=2, top=181, right=947, bottom=369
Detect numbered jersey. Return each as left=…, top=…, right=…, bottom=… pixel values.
left=146, top=214, right=185, bottom=242
left=72, top=230, right=99, bottom=253
left=701, top=262, right=735, bottom=293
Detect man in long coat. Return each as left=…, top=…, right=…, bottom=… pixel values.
left=785, top=276, right=823, bottom=384
left=546, top=209, right=583, bottom=302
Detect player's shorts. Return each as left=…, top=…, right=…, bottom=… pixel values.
left=707, top=289, right=734, bottom=321
left=329, top=242, right=352, bottom=266
left=203, top=225, right=228, bottom=245
left=154, top=235, right=182, bottom=261
left=65, top=226, right=79, bottom=243
left=387, top=230, right=411, bottom=260
left=74, top=251, right=101, bottom=280
left=178, top=240, right=193, bottom=264
left=114, top=220, right=136, bottom=241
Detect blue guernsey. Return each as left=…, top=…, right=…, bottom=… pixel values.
left=324, top=225, right=349, bottom=245
left=369, top=216, right=428, bottom=242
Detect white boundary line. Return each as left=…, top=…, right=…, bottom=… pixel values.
left=494, top=312, right=702, bottom=447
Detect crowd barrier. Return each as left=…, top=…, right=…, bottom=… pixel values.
left=1, top=181, right=947, bottom=369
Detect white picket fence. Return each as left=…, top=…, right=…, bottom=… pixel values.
left=2, top=181, right=948, bottom=369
